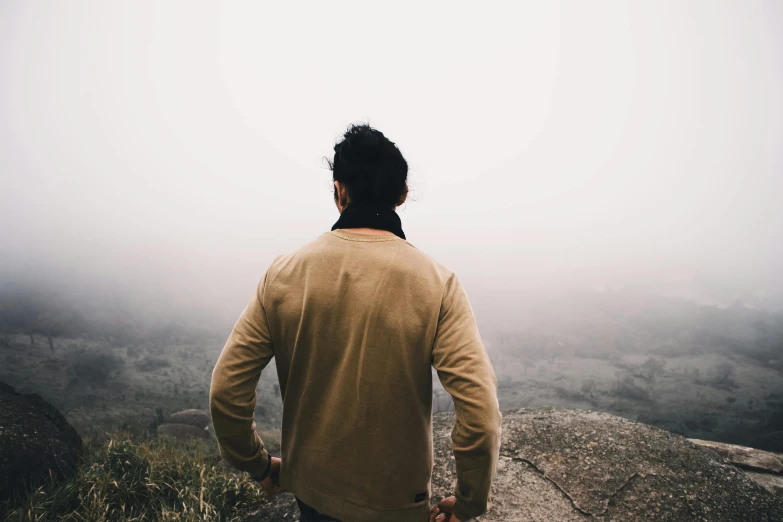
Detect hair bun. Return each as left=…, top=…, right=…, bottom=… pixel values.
left=343, top=129, right=383, bottom=161
left=329, top=123, right=408, bottom=207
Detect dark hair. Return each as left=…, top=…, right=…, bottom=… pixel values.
left=327, top=123, right=408, bottom=207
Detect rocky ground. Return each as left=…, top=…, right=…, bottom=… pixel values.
left=4, top=377, right=783, bottom=521
left=245, top=409, right=783, bottom=521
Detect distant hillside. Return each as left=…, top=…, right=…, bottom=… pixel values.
left=2, top=280, right=783, bottom=453
left=486, top=290, right=783, bottom=453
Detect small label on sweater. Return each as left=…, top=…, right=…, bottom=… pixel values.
left=414, top=492, right=427, bottom=502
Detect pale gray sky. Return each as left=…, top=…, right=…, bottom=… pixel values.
left=1, top=1, right=782, bottom=324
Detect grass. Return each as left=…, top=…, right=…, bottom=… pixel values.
left=0, top=432, right=270, bottom=522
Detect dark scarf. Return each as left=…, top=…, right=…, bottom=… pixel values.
left=331, top=201, right=406, bottom=240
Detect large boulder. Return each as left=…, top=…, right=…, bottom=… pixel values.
left=244, top=408, right=783, bottom=521
left=462, top=408, right=783, bottom=520
left=0, top=381, right=84, bottom=503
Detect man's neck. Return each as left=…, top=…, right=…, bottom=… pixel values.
left=341, top=227, right=395, bottom=236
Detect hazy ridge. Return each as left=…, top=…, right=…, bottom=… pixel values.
left=1, top=280, right=781, bottom=453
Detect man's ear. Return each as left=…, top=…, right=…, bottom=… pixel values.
left=397, top=184, right=409, bottom=207
left=334, top=180, right=350, bottom=209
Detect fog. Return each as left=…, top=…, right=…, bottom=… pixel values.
left=3, top=2, right=783, bottom=465
left=2, top=0, right=782, bottom=326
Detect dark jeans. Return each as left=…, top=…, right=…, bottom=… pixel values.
left=295, top=496, right=341, bottom=521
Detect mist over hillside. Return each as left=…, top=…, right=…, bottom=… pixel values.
left=2, top=268, right=781, bottom=454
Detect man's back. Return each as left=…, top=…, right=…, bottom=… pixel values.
left=275, top=228, right=471, bottom=518
left=209, top=124, right=501, bottom=522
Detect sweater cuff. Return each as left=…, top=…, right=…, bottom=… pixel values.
left=452, top=498, right=483, bottom=522
left=248, top=445, right=271, bottom=480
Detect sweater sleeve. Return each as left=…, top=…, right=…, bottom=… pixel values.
left=209, top=269, right=275, bottom=478
left=431, top=273, right=502, bottom=521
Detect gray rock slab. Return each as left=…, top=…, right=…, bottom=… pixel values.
left=688, top=438, right=783, bottom=474
left=157, top=422, right=211, bottom=440
left=164, top=409, right=211, bottom=429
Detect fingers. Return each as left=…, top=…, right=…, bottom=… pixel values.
left=438, top=496, right=457, bottom=510
left=431, top=496, right=456, bottom=521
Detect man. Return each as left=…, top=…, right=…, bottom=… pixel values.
left=209, top=123, right=502, bottom=522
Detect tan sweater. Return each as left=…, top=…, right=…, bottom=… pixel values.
left=209, top=228, right=502, bottom=522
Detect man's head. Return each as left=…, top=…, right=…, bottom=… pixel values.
left=328, top=124, right=408, bottom=213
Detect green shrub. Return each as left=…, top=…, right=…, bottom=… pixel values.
left=0, top=432, right=269, bottom=522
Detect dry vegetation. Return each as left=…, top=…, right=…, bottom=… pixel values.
left=0, top=433, right=270, bottom=522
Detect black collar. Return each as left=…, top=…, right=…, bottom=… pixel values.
left=331, top=201, right=406, bottom=240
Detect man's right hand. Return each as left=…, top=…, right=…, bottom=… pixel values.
left=255, top=457, right=285, bottom=496
left=429, top=496, right=462, bottom=522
